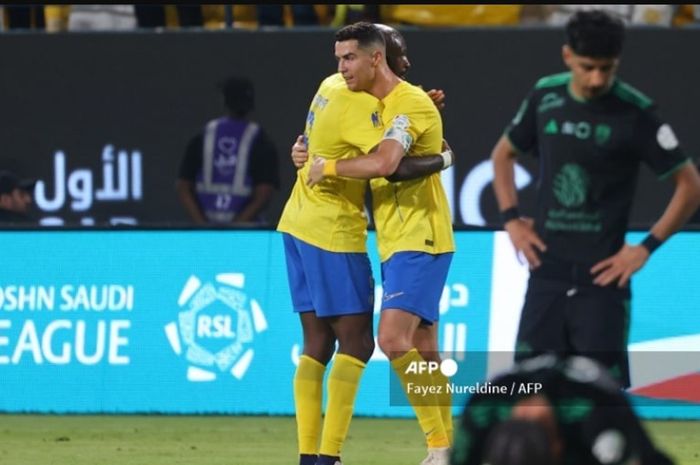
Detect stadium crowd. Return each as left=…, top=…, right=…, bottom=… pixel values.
left=1, top=4, right=700, bottom=31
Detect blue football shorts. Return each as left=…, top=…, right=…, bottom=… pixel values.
left=380, top=251, right=453, bottom=324
left=282, top=233, right=374, bottom=317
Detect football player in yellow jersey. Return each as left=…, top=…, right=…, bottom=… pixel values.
left=371, top=24, right=456, bottom=464
left=278, top=65, right=381, bottom=465
left=301, top=23, right=455, bottom=465
left=278, top=24, right=453, bottom=465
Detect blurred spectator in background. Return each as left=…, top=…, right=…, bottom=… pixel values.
left=6, top=4, right=700, bottom=30
left=330, top=5, right=380, bottom=27
left=0, top=171, right=36, bottom=224
left=380, top=5, right=523, bottom=27
left=2, top=5, right=44, bottom=30
left=523, top=5, right=690, bottom=27
left=45, top=5, right=200, bottom=31
left=44, top=5, right=137, bottom=31
left=257, top=5, right=319, bottom=26
left=133, top=5, right=202, bottom=29
left=67, top=5, right=136, bottom=31
left=177, top=76, right=279, bottom=226
left=227, top=5, right=336, bottom=28
left=44, top=5, right=68, bottom=32
left=672, top=4, right=700, bottom=27
left=183, top=5, right=376, bottom=29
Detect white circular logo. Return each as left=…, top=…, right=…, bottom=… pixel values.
left=657, top=124, right=679, bottom=151
left=440, top=358, right=458, bottom=377
left=165, top=273, right=267, bottom=382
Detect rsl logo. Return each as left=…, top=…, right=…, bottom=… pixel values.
left=164, top=273, right=267, bottom=382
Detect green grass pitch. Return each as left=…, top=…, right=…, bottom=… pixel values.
left=0, top=415, right=698, bottom=465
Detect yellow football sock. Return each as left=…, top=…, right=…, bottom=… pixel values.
left=432, top=370, right=453, bottom=445
left=294, top=355, right=326, bottom=455
left=319, top=353, right=366, bottom=457
left=392, top=349, right=449, bottom=448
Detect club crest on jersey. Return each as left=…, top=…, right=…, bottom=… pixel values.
left=371, top=111, right=381, bottom=128
left=595, top=124, right=612, bottom=146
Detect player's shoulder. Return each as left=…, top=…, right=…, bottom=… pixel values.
left=534, top=71, right=572, bottom=91
left=609, top=79, right=655, bottom=111
left=317, top=74, right=372, bottom=113
left=388, top=80, right=438, bottom=113
left=400, top=80, right=434, bottom=103
left=318, top=73, right=346, bottom=93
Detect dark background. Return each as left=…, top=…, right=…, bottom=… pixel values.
left=1, top=27, right=698, bottom=228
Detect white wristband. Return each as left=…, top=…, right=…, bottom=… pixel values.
left=440, top=149, right=454, bottom=169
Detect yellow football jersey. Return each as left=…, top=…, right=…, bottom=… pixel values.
left=277, top=73, right=384, bottom=252
left=371, top=80, right=456, bottom=261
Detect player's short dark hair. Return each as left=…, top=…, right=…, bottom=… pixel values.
left=566, top=10, right=625, bottom=58
left=335, top=21, right=385, bottom=52
left=482, top=419, right=557, bottom=465
left=375, top=23, right=406, bottom=76
left=219, top=76, right=254, bottom=117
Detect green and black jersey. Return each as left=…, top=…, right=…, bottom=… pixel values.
left=505, top=72, right=689, bottom=263
left=451, top=355, right=674, bottom=465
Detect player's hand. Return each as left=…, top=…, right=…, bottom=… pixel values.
left=505, top=217, right=547, bottom=269
left=590, top=244, right=650, bottom=288
left=291, top=135, right=309, bottom=169
left=306, top=156, right=326, bottom=187
left=426, top=88, right=446, bottom=110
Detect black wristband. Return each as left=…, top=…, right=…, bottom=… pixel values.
left=500, top=206, right=520, bottom=225
left=641, top=234, right=663, bottom=254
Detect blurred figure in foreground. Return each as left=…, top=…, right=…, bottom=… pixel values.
left=451, top=355, right=675, bottom=465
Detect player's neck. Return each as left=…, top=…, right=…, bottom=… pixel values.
left=368, top=66, right=401, bottom=100
left=568, top=80, right=614, bottom=102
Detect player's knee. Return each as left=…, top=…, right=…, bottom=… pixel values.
left=357, top=334, right=376, bottom=363
left=414, top=335, right=439, bottom=359
left=378, top=328, right=411, bottom=358
left=336, top=333, right=374, bottom=363
left=304, top=335, right=336, bottom=365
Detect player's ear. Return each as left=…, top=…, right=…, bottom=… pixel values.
left=372, top=49, right=382, bottom=68
left=562, top=45, right=573, bottom=68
